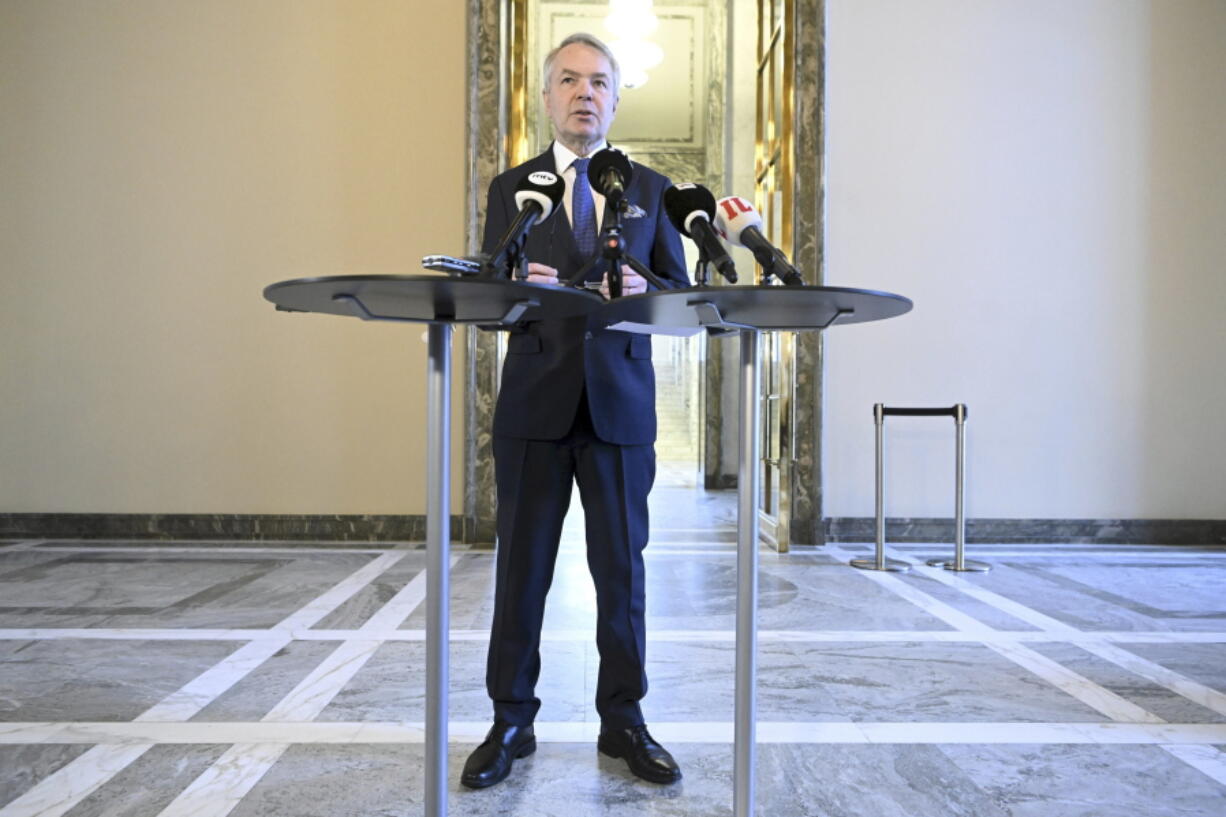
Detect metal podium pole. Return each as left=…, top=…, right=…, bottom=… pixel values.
left=425, top=323, right=452, bottom=817
left=735, top=329, right=760, bottom=817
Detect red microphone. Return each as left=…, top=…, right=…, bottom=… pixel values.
left=714, top=196, right=804, bottom=286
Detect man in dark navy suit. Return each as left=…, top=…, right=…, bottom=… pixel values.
left=461, top=32, right=690, bottom=789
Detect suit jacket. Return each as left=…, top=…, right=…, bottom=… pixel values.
left=481, top=145, right=690, bottom=445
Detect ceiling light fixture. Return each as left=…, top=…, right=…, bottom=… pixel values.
left=605, top=0, right=664, bottom=89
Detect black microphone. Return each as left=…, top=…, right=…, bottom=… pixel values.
left=663, top=183, right=737, bottom=283
left=481, top=170, right=566, bottom=278
left=714, top=196, right=805, bottom=286
left=587, top=147, right=634, bottom=206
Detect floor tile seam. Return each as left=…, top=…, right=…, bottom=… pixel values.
left=0, top=549, right=414, bottom=817
left=827, top=545, right=1169, bottom=723
left=1158, top=744, right=1226, bottom=787
left=983, top=640, right=1164, bottom=723
left=5, top=628, right=1226, bottom=643
left=145, top=553, right=459, bottom=813
left=887, top=548, right=1226, bottom=720
left=6, top=722, right=1226, bottom=746
left=356, top=553, right=462, bottom=632
left=17, top=542, right=1224, bottom=556
left=0, top=743, right=154, bottom=817
left=828, top=544, right=1226, bottom=786
left=271, top=551, right=410, bottom=631
left=10, top=546, right=402, bottom=555
left=825, top=544, right=1163, bottom=721
left=154, top=742, right=288, bottom=817
left=822, top=545, right=998, bottom=634
left=1078, top=641, right=1226, bottom=718
left=0, top=541, right=45, bottom=551
left=137, top=638, right=293, bottom=722
left=261, top=639, right=384, bottom=722
left=889, top=552, right=1226, bottom=562
left=891, top=551, right=1082, bottom=633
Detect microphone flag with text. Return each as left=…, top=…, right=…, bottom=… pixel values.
left=714, top=196, right=805, bottom=286
left=587, top=147, right=634, bottom=207
left=663, top=183, right=738, bottom=284
left=481, top=170, right=566, bottom=279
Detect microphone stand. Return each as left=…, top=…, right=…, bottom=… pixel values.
left=693, top=247, right=711, bottom=287
left=564, top=199, right=669, bottom=298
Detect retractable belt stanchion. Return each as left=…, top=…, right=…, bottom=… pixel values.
left=850, top=403, right=911, bottom=573
left=851, top=404, right=989, bottom=575
left=595, top=284, right=911, bottom=817
left=917, top=404, right=989, bottom=572
left=263, top=272, right=602, bottom=817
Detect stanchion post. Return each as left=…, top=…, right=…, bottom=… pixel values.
left=851, top=403, right=910, bottom=573
left=925, top=403, right=989, bottom=572
left=425, top=323, right=452, bottom=817
left=954, top=403, right=967, bottom=570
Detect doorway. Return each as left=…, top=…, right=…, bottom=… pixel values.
left=463, top=0, right=825, bottom=546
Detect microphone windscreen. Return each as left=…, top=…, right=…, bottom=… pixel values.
left=513, top=170, right=565, bottom=220
left=713, top=196, right=765, bottom=247
left=663, top=183, right=717, bottom=237
left=587, top=148, right=634, bottom=199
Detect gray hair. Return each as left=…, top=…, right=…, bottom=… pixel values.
left=542, top=32, right=621, bottom=93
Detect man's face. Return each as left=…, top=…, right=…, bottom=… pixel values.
left=543, top=43, right=618, bottom=150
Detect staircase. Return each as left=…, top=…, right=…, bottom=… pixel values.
left=654, top=337, right=699, bottom=464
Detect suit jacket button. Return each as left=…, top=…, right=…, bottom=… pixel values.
left=584, top=331, right=593, bottom=340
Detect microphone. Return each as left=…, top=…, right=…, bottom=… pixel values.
left=481, top=170, right=566, bottom=278
left=713, top=196, right=805, bottom=286
left=663, top=183, right=738, bottom=284
left=587, top=147, right=634, bottom=206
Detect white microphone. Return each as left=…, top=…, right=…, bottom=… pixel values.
left=513, top=171, right=565, bottom=220
left=714, top=196, right=804, bottom=286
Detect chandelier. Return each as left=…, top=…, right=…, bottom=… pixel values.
left=604, top=0, right=664, bottom=89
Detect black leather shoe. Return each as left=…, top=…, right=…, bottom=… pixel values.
left=460, top=721, right=536, bottom=789
left=597, top=724, right=682, bottom=784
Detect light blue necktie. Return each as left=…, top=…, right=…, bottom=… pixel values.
left=571, top=157, right=597, bottom=258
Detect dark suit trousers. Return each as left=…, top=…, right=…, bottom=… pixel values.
left=487, top=394, right=655, bottom=730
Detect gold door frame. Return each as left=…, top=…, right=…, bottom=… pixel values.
left=464, top=0, right=825, bottom=547
left=754, top=0, right=795, bottom=552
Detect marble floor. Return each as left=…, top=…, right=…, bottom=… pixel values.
left=2, top=476, right=1225, bottom=815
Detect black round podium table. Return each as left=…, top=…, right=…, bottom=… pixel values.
left=597, top=284, right=912, bottom=333
left=596, top=283, right=912, bottom=817
left=264, top=274, right=601, bottom=817
left=265, top=273, right=602, bottom=324
left=265, top=275, right=910, bottom=817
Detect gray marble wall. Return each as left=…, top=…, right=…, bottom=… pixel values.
left=462, top=0, right=507, bottom=547
left=824, top=517, right=1226, bottom=546
left=4, top=514, right=1222, bottom=546
left=786, top=0, right=826, bottom=545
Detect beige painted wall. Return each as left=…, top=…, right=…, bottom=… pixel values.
left=824, top=0, right=1226, bottom=519
left=0, top=0, right=468, bottom=514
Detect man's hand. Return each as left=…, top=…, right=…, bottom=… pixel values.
left=601, top=265, right=647, bottom=299
left=526, top=262, right=560, bottom=286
